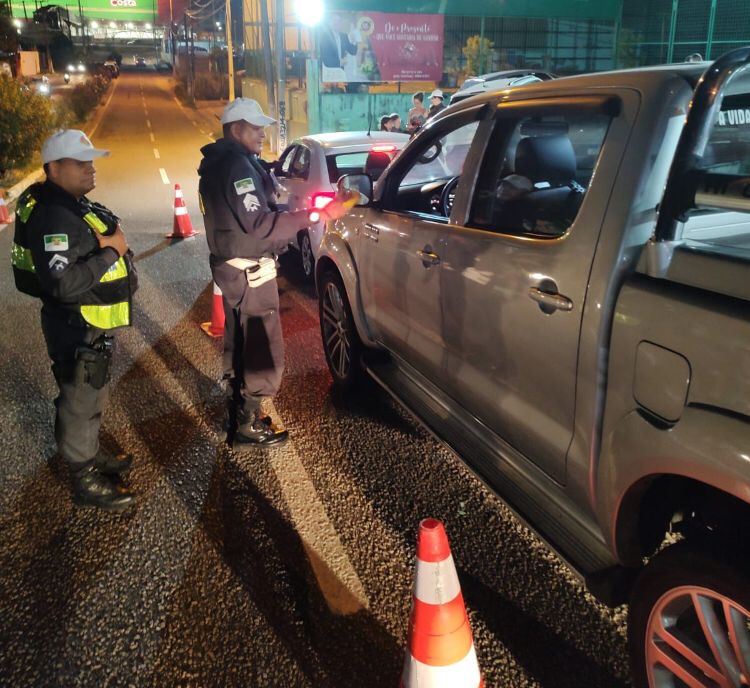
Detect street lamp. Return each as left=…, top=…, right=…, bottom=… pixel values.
left=295, top=0, right=323, bottom=29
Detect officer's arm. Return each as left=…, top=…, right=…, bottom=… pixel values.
left=29, top=206, right=120, bottom=300
left=226, top=158, right=312, bottom=249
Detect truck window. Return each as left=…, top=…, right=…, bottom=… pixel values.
left=469, top=111, right=611, bottom=238
left=682, top=76, right=750, bottom=250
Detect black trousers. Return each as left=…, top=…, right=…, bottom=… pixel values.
left=222, top=296, right=284, bottom=417
left=40, top=304, right=110, bottom=468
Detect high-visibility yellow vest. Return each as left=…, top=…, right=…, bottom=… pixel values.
left=11, top=185, right=133, bottom=330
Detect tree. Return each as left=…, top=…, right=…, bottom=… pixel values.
left=0, top=75, right=55, bottom=176
left=462, top=35, right=494, bottom=77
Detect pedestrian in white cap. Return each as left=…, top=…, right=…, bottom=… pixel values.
left=198, top=99, right=357, bottom=448
left=428, top=89, right=446, bottom=119
left=10, top=129, right=138, bottom=511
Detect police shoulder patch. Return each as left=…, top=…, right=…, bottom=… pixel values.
left=234, top=177, right=256, bottom=195
left=43, top=234, right=69, bottom=252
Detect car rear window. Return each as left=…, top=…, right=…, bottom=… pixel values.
left=326, top=152, right=370, bottom=184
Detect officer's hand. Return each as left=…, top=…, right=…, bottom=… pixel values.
left=321, top=190, right=359, bottom=221
left=95, top=223, right=129, bottom=257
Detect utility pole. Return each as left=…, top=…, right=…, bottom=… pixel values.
left=276, top=0, right=286, bottom=152
left=225, top=0, right=235, bottom=99
left=259, top=0, right=276, bottom=148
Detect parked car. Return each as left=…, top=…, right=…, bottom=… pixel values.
left=103, top=59, right=119, bottom=78
left=274, top=131, right=409, bottom=280
left=316, top=47, right=750, bottom=687
left=449, top=69, right=555, bottom=104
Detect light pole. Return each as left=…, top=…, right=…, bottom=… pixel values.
left=224, top=0, right=235, bottom=100
left=294, top=0, right=323, bottom=135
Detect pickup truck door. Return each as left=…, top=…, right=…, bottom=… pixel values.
left=358, top=113, right=484, bottom=380
left=441, top=95, right=633, bottom=483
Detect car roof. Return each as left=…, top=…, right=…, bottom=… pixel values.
left=297, top=131, right=409, bottom=152
left=442, top=62, right=709, bottom=112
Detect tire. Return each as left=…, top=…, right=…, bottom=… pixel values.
left=627, top=540, right=750, bottom=688
left=318, top=270, right=363, bottom=389
left=299, top=230, right=315, bottom=281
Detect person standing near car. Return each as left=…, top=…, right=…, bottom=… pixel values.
left=198, top=98, right=356, bottom=448
left=407, top=92, right=428, bottom=133
left=427, top=89, right=446, bottom=119
left=11, top=130, right=138, bottom=511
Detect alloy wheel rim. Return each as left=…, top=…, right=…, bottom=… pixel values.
left=321, top=282, right=350, bottom=379
left=645, top=585, right=750, bottom=687
left=302, top=235, right=313, bottom=277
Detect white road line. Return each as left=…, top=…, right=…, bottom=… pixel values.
left=191, top=121, right=199, bottom=128
left=144, top=109, right=149, bottom=117
left=159, top=168, right=170, bottom=184
left=149, top=132, right=155, bottom=142
left=146, top=119, right=151, bottom=128
left=153, top=149, right=160, bottom=159
left=266, top=399, right=369, bottom=615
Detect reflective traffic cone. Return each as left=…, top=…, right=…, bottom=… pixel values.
left=401, top=518, right=483, bottom=688
left=200, top=282, right=225, bottom=337
left=0, top=191, right=12, bottom=225
left=167, top=183, right=197, bottom=238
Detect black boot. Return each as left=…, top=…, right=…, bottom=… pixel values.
left=93, top=452, right=133, bottom=475
left=72, top=463, right=136, bottom=512
left=233, top=409, right=289, bottom=449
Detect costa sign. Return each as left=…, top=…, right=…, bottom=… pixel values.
left=110, top=0, right=137, bottom=6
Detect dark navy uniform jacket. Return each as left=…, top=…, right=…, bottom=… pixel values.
left=198, top=138, right=306, bottom=315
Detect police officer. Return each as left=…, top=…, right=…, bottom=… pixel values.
left=198, top=98, right=355, bottom=447
left=11, top=130, right=137, bottom=511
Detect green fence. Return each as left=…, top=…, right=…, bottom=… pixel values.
left=621, top=0, right=750, bottom=67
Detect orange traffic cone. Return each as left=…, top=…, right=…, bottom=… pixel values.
left=0, top=191, right=12, bottom=225
left=167, top=183, right=198, bottom=238
left=401, top=518, right=483, bottom=688
left=200, top=282, right=225, bottom=337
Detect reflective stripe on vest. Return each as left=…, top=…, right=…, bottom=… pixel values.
left=80, top=301, right=130, bottom=329
left=11, top=242, right=36, bottom=273
left=100, top=256, right=128, bottom=283
left=80, top=210, right=130, bottom=329
left=16, top=196, right=37, bottom=223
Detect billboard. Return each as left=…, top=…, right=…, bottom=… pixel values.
left=321, top=11, right=444, bottom=83
left=10, top=0, right=157, bottom=23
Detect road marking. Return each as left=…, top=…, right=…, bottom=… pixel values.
left=191, top=121, right=199, bottom=128
left=265, top=399, right=369, bottom=615
left=153, top=148, right=160, bottom=159
left=159, top=168, right=170, bottom=184
left=146, top=119, right=151, bottom=128
left=149, top=132, right=155, bottom=142
left=144, top=109, right=149, bottom=117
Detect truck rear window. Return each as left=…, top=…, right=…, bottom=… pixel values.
left=682, top=73, right=750, bottom=253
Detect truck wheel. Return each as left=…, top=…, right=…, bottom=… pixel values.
left=628, top=540, right=750, bottom=688
left=299, top=230, right=315, bottom=281
left=318, top=271, right=363, bottom=389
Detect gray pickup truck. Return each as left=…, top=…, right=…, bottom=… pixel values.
left=316, top=48, right=750, bottom=687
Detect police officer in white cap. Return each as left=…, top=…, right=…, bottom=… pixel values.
left=11, top=130, right=137, bottom=511
left=198, top=98, right=356, bottom=448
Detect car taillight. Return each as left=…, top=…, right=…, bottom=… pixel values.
left=312, top=191, right=335, bottom=209
left=371, top=144, right=397, bottom=154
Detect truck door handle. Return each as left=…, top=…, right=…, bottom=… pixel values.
left=528, top=287, right=573, bottom=313
left=363, top=223, right=379, bottom=241
left=417, top=248, right=440, bottom=267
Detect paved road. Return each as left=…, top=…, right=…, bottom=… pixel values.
left=0, top=72, right=632, bottom=687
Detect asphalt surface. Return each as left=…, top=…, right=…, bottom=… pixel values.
left=0, top=72, right=632, bottom=687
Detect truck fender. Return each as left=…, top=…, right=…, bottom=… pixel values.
left=597, top=405, right=750, bottom=566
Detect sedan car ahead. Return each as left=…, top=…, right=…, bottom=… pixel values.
left=274, top=131, right=408, bottom=280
